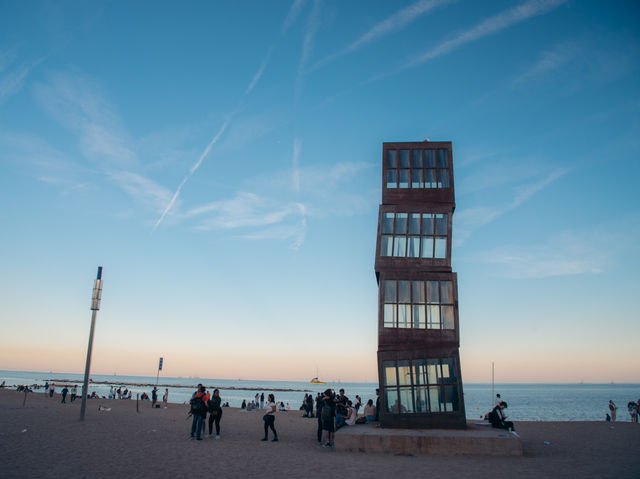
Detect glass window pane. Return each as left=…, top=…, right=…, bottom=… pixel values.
left=412, top=281, right=425, bottom=303
left=394, top=236, right=406, bottom=257
left=395, top=213, right=408, bottom=234
left=441, top=305, right=454, bottom=329
left=438, top=149, right=449, bottom=168
left=425, top=150, right=435, bottom=168
left=427, top=361, right=438, bottom=384
left=383, top=362, right=397, bottom=386
left=383, top=304, right=396, bottom=328
left=411, top=150, right=422, bottom=168
left=386, top=169, right=397, bottom=188
left=440, top=281, right=453, bottom=303
left=397, top=360, right=412, bottom=386
left=422, top=214, right=434, bottom=234
left=444, top=385, right=459, bottom=412
left=428, top=305, right=440, bottom=328
left=425, top=169, right=436, bottom=188
left=435, top=214, right=448, bottom=235
left=413, top=304, right=425, bottom=329
left=407, top=236, right=420, bottom=257
left=399, top=388, right=415, bottom=413
left=387, top=150, right=397, bottom=168
left=398, top=304, right=411, bottom=328
left=439, top=168, right=450, bottom=188
left=384, top=280, right=396, bottom=302
left=399, top=150, right=410, bottom=168
left=421, top=236, right=433, bottom=258
left=386, top=389, right=400, bottom=413
left=408, top=214, right=420, bottom=234
left=381, top=235, right=393, bottom=256
left=399, top=169, right=409, bottom=188
left=427, top=281, right=439, bottom=303
left=414, top=386, right=428, bottom=413
left=441, top=361, right=450, bottom=379
left=428, top=386, right=440, bottom=412
left=434, top=237, right=447, bottom=258
left=411, top=169, right=422, bottom=188
left=398, top=280, right=410, bottom=302
left=443, top=358, right=457, bottom=382
left=412, top=360, right=427, bottom=385
left=382, top=213, right=394, bottom=234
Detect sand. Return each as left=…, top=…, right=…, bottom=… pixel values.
left=1, top=389, right=638, bottom=478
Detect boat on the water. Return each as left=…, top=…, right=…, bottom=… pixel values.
left=310, top=377, right=325, bottom=385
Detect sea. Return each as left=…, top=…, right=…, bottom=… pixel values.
left=2, top=370, right=638, bottom=422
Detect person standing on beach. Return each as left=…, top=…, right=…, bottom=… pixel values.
left=152, top=387, right=158, bottom=408
left=609, top=400, right=617, bottom=422
left=44, top=382, right=49, bottom=396
left=207, top=389, right=223, bottom=439
left=260, top=392, right=265, bottom=409
left=320, top=389, right=336, bottom=447
left=163, top=388, right=169, bottom=408
left=495, top=393, right=502, bottom=407
left=49, top=383, right=55, bottom=398
left=189, top=384, right=209, bottom=441
left=261, top=393, right=278, bottom=442
left=61, top=386, right=69, bottom=403
left=70, top=385, right=77, bottom=402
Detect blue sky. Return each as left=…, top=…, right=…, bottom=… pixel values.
left=1, top=0, right=639, bottom=382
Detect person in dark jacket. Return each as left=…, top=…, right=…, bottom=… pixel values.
left=208, top=389, right=223, bottom=438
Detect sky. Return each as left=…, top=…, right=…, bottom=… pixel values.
left=1, top=0, right=639, bottom=383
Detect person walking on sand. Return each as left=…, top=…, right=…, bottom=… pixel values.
left=261, top=393, right=278, bottom=442
left=70, top=385, right=77, bottom=402
left=609, top=400, right=617, bottom=422
left=208, top=389, right=223, bottom=439
left=189, top=384, right=209, bottom=441
left=61, top=386, right=69, bottom=403
left=163, top=388, right=169, bottom=408
left=49, top=383, right=55, bottom=398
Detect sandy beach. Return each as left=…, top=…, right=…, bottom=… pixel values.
left=1, top=389, right=638, bottom=478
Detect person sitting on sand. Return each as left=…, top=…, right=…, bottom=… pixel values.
left=344, top=400, right=357, bottom=426
left=364, top=399, right=376, bottom=423
left=489, top=402, right=516, bottom=432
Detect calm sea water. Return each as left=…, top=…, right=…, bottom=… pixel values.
left=2, top=370, right=638, bottom=422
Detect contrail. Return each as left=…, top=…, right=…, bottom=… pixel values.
left=152, top=117, right=231, bottom=232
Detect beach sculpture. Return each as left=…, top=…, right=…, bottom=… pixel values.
left=375, top=141, right=466, bottom=428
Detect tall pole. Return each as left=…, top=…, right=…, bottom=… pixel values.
left=80, top=267, right=103, bottom=421
left=491, top=361, right=495, bottom=411
left=156, top=357, right=163, bottom=386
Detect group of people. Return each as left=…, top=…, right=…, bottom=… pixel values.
left=188, top=384, right=225, bottom=441
left=607, top=399, right=640, bottom=423
left=315, top=388, right=377, bottom=447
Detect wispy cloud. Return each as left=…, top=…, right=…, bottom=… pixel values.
left=364, top=0, right=567, bottom=85
left=246, top=46, right=274, bottom=95
left=473, top=230, right=609, bottom=279
left=513, top=41, right=582, bottom=86
left=409, top=0, right=567, bottom=67
left=455, top=167, right=569, bottom=244
left=0, top=58, right=43, bottom=104
left=282, top=0, right=307, bottom=35
left=312, top=0, right=454, bottom=71
left=292, top=138, right=302, bottom=192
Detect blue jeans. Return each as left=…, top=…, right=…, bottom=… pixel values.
left=191, top=414, right=204, bottom=438
left=335, top=413, right=345, bottom=429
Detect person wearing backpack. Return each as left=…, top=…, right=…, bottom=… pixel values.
left=207, top=389, right=223, bottom=439
left=189, top=384, right=209, bottom=441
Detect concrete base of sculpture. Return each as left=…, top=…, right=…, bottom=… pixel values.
left=334, top=422, right=523, bottom=456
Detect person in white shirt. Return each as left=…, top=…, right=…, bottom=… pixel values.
left=344, top=400, right=357, bottom=426
left=261, top=393, right=278, bottom=442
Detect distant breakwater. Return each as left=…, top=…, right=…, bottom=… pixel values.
left=44, top=378, right=313, bottom=393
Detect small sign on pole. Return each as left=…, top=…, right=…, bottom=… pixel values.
left=158, top=357, right=163, bottom=371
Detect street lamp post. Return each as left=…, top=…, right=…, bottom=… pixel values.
left=80, top=267, right=103, bottom=421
